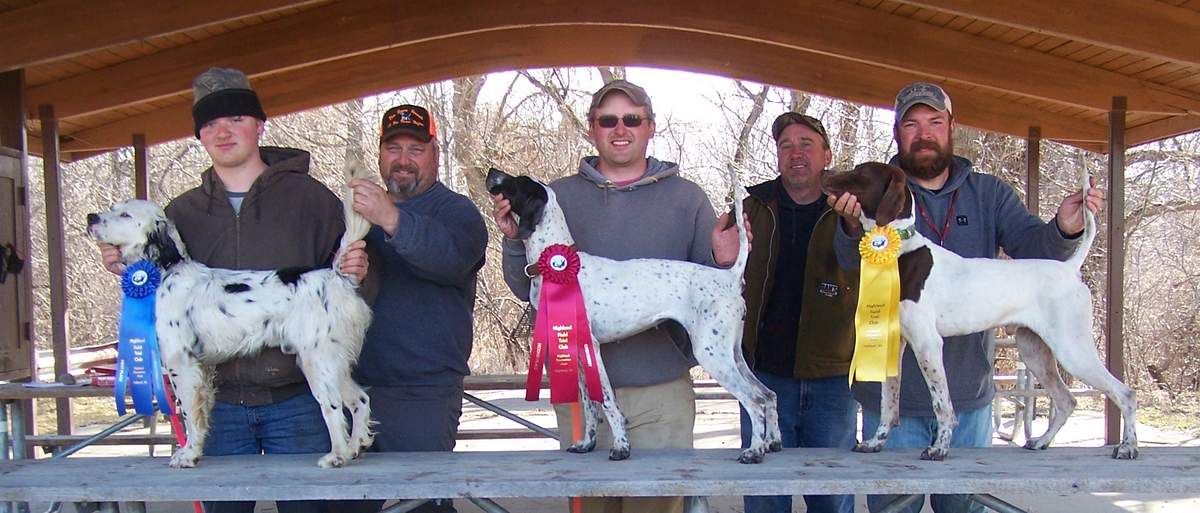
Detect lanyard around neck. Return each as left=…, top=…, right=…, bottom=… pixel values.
left=914, top=189, right=959, bottom=244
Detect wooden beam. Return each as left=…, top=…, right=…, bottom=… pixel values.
left=1, top=70, right=38, bottom=450
left=25, top=0, right=393, bottom=119
left=0, top=0, right=322, bottom=71
left=1105, top=97, right=1126, bottom=447
left=894, top=0, right=1200, bottom=68
left=133, top=134, right=148, bottom=200
left=1025, top=127, right=1040, bottom=215
left=26, top=0, right=1200, bottom=120
left=1125, top=115, right=1200, bottom=148
left=37, top=104, right=71, bottom=434
left=52, top=26, right=1111, bottom=155
left=0, top=71, right=24, bottom=151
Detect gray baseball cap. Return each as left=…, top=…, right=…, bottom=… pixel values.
left=894, top=82, right=953, bottom=122
left=588, top=79, right=654, bottom=120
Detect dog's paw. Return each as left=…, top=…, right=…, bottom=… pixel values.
left=852, top=442, right=882, bottom=453
left=168, top=448, right=199, bottom=468
left=1112, top=443, right=1139, bottom=460
left=768, top=440, right=783, bottom=453
left=737, top=448, right=765, bottom=464
left=608, top=444, right=630, bottom=461
left=318, top=452, right=348, bottom=468
left=1023, top=437, right=1051, bottom=451
left=920, top=446, right=948, bottom=461
left=567, top=440, right=596, bottom=454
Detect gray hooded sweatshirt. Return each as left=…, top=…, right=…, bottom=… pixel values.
left=834, top=155, right=1080, bottom=416
left=502, top=156, right=718, bottom=388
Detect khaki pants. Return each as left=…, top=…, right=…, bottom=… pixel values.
left=553, top=375, right=696, bottom=513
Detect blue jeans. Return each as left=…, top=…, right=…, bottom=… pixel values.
left=862, top=404, right=993, bottom=513
left=203, top=392, right=332, bottom=513
left=740, top=372, right=857, bottom=513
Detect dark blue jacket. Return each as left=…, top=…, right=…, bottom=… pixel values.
left=354, top=182, right=487, bottom=387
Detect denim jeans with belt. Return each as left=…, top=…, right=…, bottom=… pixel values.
left=739, top=371, right=857, bottom=513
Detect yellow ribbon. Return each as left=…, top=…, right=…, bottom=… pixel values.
left=849, top=226, right=903, bottom=385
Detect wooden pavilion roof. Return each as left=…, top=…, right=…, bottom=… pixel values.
left=5, top=0, right=1199, bottom=161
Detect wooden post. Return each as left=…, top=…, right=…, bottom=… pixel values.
left=38, top=104, right=72, bottom=435
left=1105, top=97, right=1126, bottom=446
left=2, top=69, right=39, bottom=456
left=133, top=134, right=148, bottom=200
left=1025, top=127, right=1040, bottom=215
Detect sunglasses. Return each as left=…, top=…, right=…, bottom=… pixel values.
left=592, top=114, right=649, bottom=128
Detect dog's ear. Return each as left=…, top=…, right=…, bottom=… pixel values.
left=144, top=219, right=184, bottom=269
left=514, top=179, right=548, bottom=239
left=874, top=164, right=910, bottom=226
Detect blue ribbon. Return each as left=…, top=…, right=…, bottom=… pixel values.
left=116, top=260, right=172, bottom=416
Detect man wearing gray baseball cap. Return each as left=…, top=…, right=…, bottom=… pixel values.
left=828, top=82, right=1104, bottom=513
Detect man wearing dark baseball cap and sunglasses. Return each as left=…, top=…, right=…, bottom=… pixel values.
left=733, top=111, right=858, bottom=513
left=492, top=78, right=745, bottom=513
left=336, top=104, right=487, bottom=513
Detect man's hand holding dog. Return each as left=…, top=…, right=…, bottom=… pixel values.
left=827, top=192, right=864, bottom=237
left=337, top=240, right=368, bottom=282
left=712, top=212, right=752, bottom=267
left=349, top=178, right=400, bottom=236
left=97, top=243, right=125, bottom=276
left=1055, top=177, right=1104, bottom=236
left=490, top=194, right=520, bottom=239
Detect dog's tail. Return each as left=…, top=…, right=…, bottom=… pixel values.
left=1065, top=170, right=1097, bottom=271
left=334, top=157, right=374, bottom=278
left=727, top=164, right=750, bottom=278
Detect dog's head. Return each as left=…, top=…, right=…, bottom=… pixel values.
left=486, top=167, right=548, bottom=240
left=822, top=162, right=913, bottom=229
left=87, top=200, right=187, bottom=270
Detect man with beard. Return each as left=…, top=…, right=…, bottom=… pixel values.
left=335, top=104, right=487, bottom=513
left=492, top=79, right=743, bottom=513
left=736, top=112, right=857, bottom=513
left=828, top=82, right=1104, bottom=513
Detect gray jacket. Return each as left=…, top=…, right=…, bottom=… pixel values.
left=501, top=156, right=718, bottom=388
left=835, top=155, right=1079, bottom=416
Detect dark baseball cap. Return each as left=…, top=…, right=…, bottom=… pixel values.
left=894, top=82, right=954, bottom=122
left=379, top=104, right=437, bottom=144
left=771, top=112, right=830, bottom=148
left=588, top=79, right=654, bottom=119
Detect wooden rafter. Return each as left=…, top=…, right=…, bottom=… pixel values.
left=50, top=25, right=1110, bottom=157
left=24, top=0, right=1200, bottom=121
left=893, top=0, right=1200, bottom=68
left=0, top=0, right=324, bottom=72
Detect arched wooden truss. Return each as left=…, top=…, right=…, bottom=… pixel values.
left=1, top=0, right=1197, bottom=444
left=1, top=0, right=1198, bottom=160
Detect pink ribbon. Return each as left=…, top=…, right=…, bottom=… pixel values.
left=526, top=244, right=604, bottom=404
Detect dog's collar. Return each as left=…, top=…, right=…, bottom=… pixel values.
left=895, top=224, right=917, bottom=240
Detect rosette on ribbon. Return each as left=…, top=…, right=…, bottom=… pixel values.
left=849, top=226, right=903, bottom=385
left=116, top=260, right=172, bottom=416
left=526, top=244, right=603, bottom=404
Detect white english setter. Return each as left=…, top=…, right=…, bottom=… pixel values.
left=87, top=161, right=375, bottom=468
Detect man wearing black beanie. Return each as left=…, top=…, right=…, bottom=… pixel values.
left=96, top=67, right=368, bottom=513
